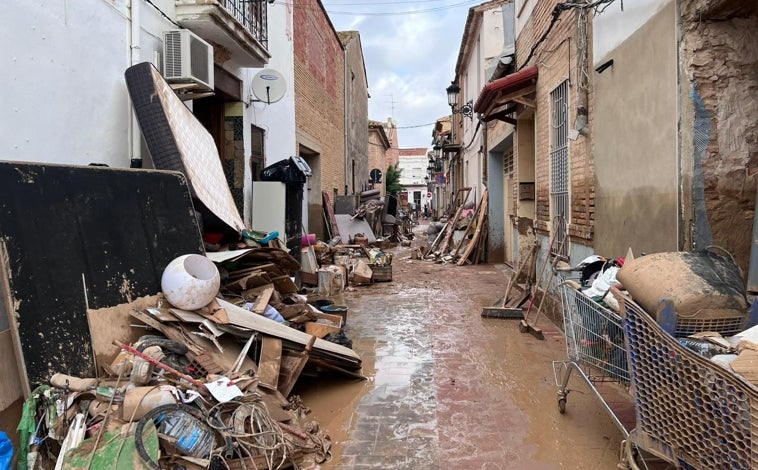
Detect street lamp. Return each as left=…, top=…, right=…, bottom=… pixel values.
left=446, top=81, right=473, bottom=119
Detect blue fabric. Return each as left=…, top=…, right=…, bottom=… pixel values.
left=0, top=432, right=13, bottom=470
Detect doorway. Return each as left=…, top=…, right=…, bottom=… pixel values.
left=301, top=148, right=323, bottom=238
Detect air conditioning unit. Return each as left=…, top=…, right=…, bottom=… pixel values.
left=163, top=29, right=214, bottom=91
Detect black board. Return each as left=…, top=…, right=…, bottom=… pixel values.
left=0, top=162, right=204, bottom=386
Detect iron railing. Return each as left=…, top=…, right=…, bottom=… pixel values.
left=221, top=0, right=268, bottom=47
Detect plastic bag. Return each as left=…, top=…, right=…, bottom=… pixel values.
left=0, top=432, right=12, bottom=470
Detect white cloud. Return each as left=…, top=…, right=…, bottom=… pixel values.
left=325, top=0, right=474, bottom=148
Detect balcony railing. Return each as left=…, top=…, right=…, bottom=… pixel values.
left=221, top=0, right=268, bottom=48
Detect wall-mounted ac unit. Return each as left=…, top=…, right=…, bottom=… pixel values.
left=163, top=29, right=214, bottom=91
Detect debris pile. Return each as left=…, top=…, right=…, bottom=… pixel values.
left=423, top=188, right=489, bottom=265
left=17, top=242, right=365, bottom=470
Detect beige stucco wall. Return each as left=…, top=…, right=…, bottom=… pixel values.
left=593, top=1, right=678, bottom=256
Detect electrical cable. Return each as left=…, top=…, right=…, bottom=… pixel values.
left=281, top=0, right=482, bottom=16
left=519, top=0, right=619, bottom=71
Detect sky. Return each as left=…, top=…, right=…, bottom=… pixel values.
left=321, top=0, right=482, bottom=150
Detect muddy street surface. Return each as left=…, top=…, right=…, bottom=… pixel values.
left=296, top=231, right=627, bottom=469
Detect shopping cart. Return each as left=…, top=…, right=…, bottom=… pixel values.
left=552, top=281, right=629, bottom=428
left=620, top=295, right=758, bottom=470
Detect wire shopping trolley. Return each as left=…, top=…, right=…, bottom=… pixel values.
left=619, top=295, right=758, bottom=470
left=552, top=281, right=630, bottom=422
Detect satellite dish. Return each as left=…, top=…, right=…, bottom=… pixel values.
left=251, top=69, right=286, bottom=104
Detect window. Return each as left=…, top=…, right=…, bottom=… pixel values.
left=503, top=150, right=514, bottom=175
left=550, top=81, right=569, bottom=258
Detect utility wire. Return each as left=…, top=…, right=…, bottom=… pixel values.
left=279, top=0, right=481, bottom=16
left=322, top=0, right=453, bottom=5
left=520, top=0, right=619, bottom=70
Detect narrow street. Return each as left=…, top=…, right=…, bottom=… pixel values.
left=298, top=227, right=627, bottom=469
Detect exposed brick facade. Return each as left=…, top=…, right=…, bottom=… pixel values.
left=294, top=0, right=345, bottom=197
left=515, top=1, right=595, bottom=244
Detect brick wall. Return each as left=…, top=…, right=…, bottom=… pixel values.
left=515, top=0, right=594, bottom=244
left=294, top=0, right=346, bottom=196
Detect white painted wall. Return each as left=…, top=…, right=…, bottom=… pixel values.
left=398, top=154, right=428, bottom=187
left=593, top=0, right=673, bottom=64
left=1, top=1, right=140, bottom=167
left=245, top=3, right=296, bottom=166
left=244, top=3, right=297, bottom=226
left=460, top=5, right=505, bottom=204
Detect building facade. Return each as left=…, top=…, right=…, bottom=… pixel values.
left=1, top=0, right=279, bottom=443
left=368, top=120, right=391, bottom=195
left=398, top=148, right=432, bottom=212
left=293, top=0, right=346, bottom=238
left=339, top=31, right=370, bottom=195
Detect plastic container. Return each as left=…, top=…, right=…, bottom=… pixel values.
left=161, top=254, right=220, bottom=310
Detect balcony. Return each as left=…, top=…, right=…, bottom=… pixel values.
left=175, top=0, right=270, bottom=68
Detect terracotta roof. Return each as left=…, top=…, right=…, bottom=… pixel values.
left=474, top=65, right=538, bottom=113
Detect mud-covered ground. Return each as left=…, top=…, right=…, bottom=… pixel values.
left=296, top=226, right=637, bottom=469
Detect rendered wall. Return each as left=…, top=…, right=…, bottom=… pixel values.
left=1, top=1, right=133, bottom=167
left=593, top=2, right=678, bottom=256
left=342, top=33, right=369, bottom=195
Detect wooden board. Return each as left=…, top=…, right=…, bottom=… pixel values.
left=258, top=336, right=283, bottom=389
left=272, top=275, right=299, bottom=294
left=216, top=299, right=360, bottom=365
left=457, top=190, right=489, bottom=265
left=322, top=191, right=340, bottom=239
left=278, top=336, right=316, bottom=397
left=241, top=284, right=275, bottom=314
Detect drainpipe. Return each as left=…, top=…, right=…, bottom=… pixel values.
left=128, top=0, right=142, bottom=168
left=343, top=46, right=349, bottom=195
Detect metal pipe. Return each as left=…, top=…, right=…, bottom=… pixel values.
left=128, top=0, right=142, bottom=167
left=113, top=340, right=207, bottom=390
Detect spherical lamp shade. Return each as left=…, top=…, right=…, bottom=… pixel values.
left=161, top=254, right=221, bottom=310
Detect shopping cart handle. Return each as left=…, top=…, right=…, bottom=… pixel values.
left=655, top=298, right=677, bottom=336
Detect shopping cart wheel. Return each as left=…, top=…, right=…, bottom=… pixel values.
left=558, top=397, right=566, bottom=414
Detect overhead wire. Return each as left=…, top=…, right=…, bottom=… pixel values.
left=278, top=0, right=482, bottom=16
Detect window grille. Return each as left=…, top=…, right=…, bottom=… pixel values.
left=503, top=150, right=514, bottom=175
left=550, top=81, right=569, bottom=258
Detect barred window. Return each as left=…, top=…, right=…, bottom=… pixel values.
left=550, top=81, right=569, bottom=258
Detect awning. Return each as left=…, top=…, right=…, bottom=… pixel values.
left=474, top=65, right=539, bottom=117
left=125, top=63, right=246, bottom=233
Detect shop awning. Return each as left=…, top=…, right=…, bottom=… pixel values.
left=474, top=65, right=538, bottom=119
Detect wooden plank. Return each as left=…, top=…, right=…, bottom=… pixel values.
left=241, top=284, right=275, bottom=314
left=272, top=275, right=299, bottom=294
left=258, top=336, right=283, bottom=389
left=457, top=190, right=489, bottom=265
left=322, top=191, right=340, bottom=238
left=0, top=242, right=30, bottom=398
left=278, top=336, right=317, bottom=397
left=215, top=299, right=360, bottom=363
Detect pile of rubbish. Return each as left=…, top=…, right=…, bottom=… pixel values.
left=16, top=244, right=366, bottom=470
left=422, top=189, right=488, bottom=266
